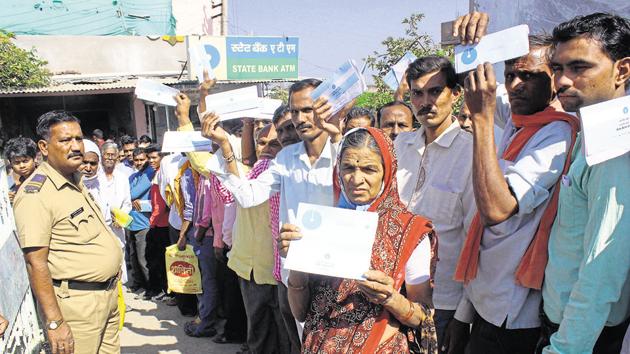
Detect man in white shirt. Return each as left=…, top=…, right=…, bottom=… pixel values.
left=393, top=55, right=476, bottom=353
left=451, top=13, right=578, bottom=354
left=100, top=141, right=132, bottom=285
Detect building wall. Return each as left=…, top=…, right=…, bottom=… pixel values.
left=14, top=36, right=186, bottom=76
left=172, top=0, right=215, bottom=35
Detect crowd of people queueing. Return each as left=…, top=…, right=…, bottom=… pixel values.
left=2, top=11, right=630, bottom=354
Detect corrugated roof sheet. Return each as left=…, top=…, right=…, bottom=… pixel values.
left=0, top=77, right=298, bottom=97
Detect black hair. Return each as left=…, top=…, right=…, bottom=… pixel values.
left=120, top=135, right=137, bottom=146
left=138, top=134, right=152, bottom=144
left=345, top=107, right=375, bottom=126
left=132, top=147, right=147, bottom=158
left=288, top=78, right=322, bottom=99
left=36, top=110, right=81, bottom=141
left=376, top=101, right=414, bottom=126
left=552, top=13, right=630, bottom=62
left=92, top=128, right=104, bottom=139
left=406, top=56, right=458, bottom=89
left=272, top=104, right=291, bottom=125
left=3, top=136, right=37, bottom=161
left=144, top=144, right=162, bottom=155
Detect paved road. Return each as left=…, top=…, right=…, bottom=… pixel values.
left=120, top=289, right=241, bottom=354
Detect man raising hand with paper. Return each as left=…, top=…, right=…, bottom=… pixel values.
left=451, top=13, right=580, bottom=354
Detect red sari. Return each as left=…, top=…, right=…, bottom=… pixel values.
left=302, top=127, right=438, bottom=354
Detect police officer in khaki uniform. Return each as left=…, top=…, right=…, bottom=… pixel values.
left=13, top=111, right=123, bottom=354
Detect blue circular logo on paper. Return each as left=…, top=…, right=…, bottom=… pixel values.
left=461, top=48, right=477, bottom=65
left=203, top=44, right=221, bottom=69
left=624, top=106, right=629, bottom=115
left=302, top=210, right=322, bottom=230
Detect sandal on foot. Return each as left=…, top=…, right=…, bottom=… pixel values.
left=183, top=322, right=217, bottom=338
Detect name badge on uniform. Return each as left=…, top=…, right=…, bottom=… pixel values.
left=70, top=207, right=84, bottom=219
left=561, top=175, right=571, bottom=187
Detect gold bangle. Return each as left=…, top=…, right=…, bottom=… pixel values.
left=401, top=300, right=415, bottom=322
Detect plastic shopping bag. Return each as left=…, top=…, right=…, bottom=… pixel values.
left=117, top=280, right=125, bottom=330
left=165, top=244, right=202, bottom=294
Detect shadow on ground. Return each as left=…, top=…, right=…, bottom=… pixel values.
left=120, top=289, right=242, bottom=354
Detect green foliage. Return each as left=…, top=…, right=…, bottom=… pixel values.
left=354, top=91, right=393, bottom=111
left=268, top=85, right=289, bottom=104
left=0, top=31, right=51, bottom=89
left=364, top=13, right=452, bottom=94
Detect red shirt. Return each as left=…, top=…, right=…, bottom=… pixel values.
left=149, top=184, right=169, bottom=227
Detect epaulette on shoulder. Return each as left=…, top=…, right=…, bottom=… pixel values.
left=23, top=174, right=47, bottom=193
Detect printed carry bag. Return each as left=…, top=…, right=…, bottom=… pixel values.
left=165, top=244, right=202, bottom=294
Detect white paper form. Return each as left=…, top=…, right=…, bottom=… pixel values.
left=161, top=131, right=214, bottom=153
left=383, top=70, right=399, bottom=92
left=188, top=43, right=216, bottom=83
left=204, top=86, right=261, bottom=121
left=579, top=95, right=630, bottom=166
left=135, top=78, right=180, bottom=106
left=454, top=25, right=530, bottom=73
left=284, top=202, right=379, bottom=280
left=383, top=51, right=418, bottom=91
left=311, top=60, right=367, bottom=117
left=249, top=98, right=283, bottom=120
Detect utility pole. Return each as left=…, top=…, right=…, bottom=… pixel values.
left=210, top=0, right=228, bottom=36
left=222, top=0, right=228, bottom=36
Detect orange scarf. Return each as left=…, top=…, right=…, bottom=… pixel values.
left=454, top=106, right=580, bottom=289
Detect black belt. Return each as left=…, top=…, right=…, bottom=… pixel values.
left=52, top=276, right=118, bottom=291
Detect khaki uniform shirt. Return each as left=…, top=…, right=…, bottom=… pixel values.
left=13, top=162, right=122, bottom=282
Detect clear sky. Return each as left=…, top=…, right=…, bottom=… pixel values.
left=229, top=0, right=471, bottom=80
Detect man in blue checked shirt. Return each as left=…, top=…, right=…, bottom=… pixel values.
left=127, top=147, right=155, bottom=298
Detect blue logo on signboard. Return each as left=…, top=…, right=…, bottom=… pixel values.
left=624, top=106, right=629, bottom=115
left=203, top=45, right=221, bottom=68
left=462, top=48, right=477, bottom=65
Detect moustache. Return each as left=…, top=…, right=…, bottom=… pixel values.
left=296, top=122, right=311, bottom=130
left=556, top=86, right=578, bottom=96
left=509, top=92, right=527, bottom=101
left=68, top=152, right=83, bottom=159
left=418, top=106, right=437, bottom=115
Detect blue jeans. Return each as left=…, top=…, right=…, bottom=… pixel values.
left=192, top=234, right=218, bottom=329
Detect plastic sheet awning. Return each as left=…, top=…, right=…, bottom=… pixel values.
left=0, top=0, right=175, bottom=36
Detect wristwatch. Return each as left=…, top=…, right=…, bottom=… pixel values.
left=46, top=319, right=64, bottom=330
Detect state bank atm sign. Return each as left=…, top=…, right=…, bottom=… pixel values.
left=188, top=36, right=299, bottom=81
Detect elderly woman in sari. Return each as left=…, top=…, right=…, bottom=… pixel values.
left=280, top=127, right=438, bottom=353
